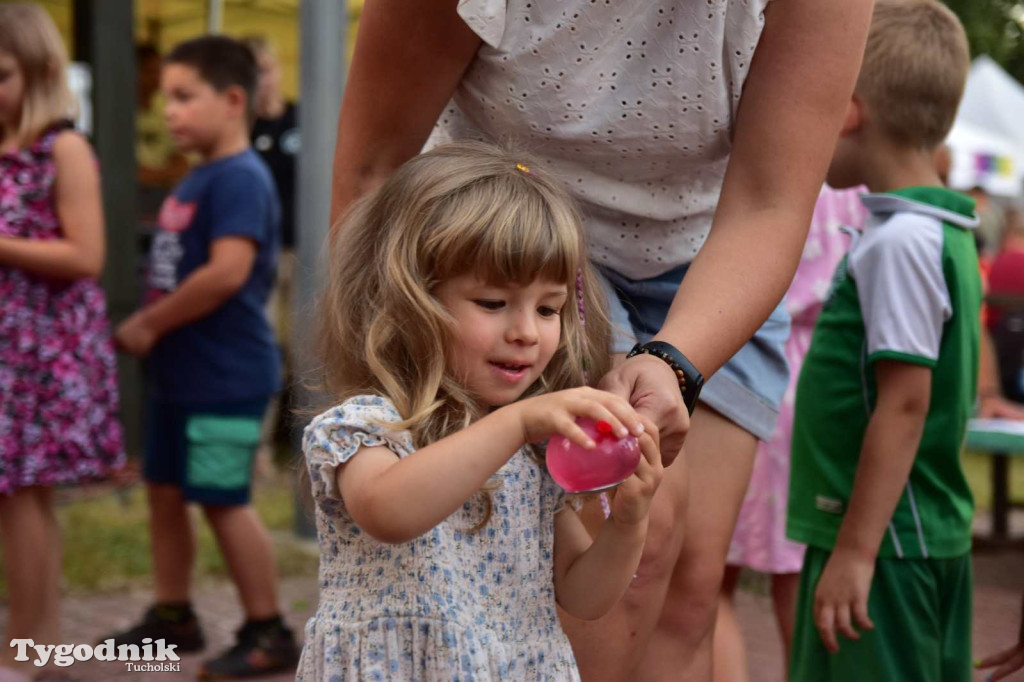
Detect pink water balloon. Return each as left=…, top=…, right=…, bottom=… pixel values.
left=547, top=418, right=641, bottom=494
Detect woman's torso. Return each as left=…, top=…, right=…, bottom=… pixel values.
left=429, top=0, right=771, bottom=278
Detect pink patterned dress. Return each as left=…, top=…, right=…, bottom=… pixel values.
left=726, top=187, right=867, bottom=574
left=0, top=123, right=124, bottom=494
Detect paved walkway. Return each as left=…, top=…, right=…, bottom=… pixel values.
left=3, top=551, right=1022, bottom=680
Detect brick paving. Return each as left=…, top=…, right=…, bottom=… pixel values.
left=3, top=545, right=1023, bottom=680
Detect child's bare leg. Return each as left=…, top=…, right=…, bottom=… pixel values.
left=42, top=487, right=61, bottom=643
left=637, top=406, right=757, bottom=682
left=203, top=504, right=279, bottom=619
left=0, top=487, right=61, bottom=670
left=560, top=448, right=689, bottom=681
left=771, top=572, right=801, bottom=675
left=147, top=483, right=195, bottom=603
left=713, top=566, right=748, bottom=682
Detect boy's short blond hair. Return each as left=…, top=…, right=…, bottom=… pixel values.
left=856, top=0, right=969, bottom=149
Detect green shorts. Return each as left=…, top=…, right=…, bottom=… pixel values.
left=790, top=545, right=972, bottom=682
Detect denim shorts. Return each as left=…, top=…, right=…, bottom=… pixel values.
left=596, top=264, right=790, bottom=441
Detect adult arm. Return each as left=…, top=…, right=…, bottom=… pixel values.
left=329, top=0, right=481, bottom=225
left=0, top=131, right=105, bottom=280
left=601, top=0, right=873, bottom=460
left=655, top=0, right=874, bottom=374
left=978, top=326, right=1024, bottom=419
left=977, top=591, right=1024, bottom=681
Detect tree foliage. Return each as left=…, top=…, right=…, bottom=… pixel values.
left=943, top=0, right=1024, bottom=82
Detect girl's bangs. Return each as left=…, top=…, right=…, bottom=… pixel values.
left=428, top=178, right=582, bottom=287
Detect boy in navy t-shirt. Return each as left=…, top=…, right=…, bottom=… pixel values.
left=112, top=35, right=297, bottom=678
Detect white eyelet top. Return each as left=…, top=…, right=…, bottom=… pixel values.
left=426, top=0, right=772, bottom=279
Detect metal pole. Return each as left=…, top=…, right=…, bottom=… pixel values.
left=207, top=0, right=224, bottom=34
left=75, top=0, right=143, bottom=461
left=293, top=0, right=347, bottom=538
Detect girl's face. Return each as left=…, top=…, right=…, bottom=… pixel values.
left=0, top=51, right=25, bottom=133
left=435, top=274, right=568, bottom=407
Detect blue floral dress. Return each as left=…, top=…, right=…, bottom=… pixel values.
left=297, top=395, right=580, bottom=681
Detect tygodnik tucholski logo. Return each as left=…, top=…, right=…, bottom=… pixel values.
left=10, top=638, right=182, bottom=672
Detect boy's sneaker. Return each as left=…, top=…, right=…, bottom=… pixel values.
left=98, top=603, right=205, bottom=653
left=199, top=618, right=300, bottom=679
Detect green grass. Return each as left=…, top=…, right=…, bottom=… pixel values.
left=0, top=471, right=318, bottom=596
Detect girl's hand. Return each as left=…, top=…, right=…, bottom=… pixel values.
left=114, top=312, right=159, bottom=357
left=610, top=416, right=664, bottom=526
left=515, top=387, right=646, bottom=450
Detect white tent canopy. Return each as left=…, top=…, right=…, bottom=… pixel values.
left=946, top=119, right=1024, bottom=196
left=946, top=56, right=1024, bottom=196
left=959, top=56, right=1024, bottom=150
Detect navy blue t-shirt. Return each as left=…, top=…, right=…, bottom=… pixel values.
left=146, top=149, right=281, bottom=403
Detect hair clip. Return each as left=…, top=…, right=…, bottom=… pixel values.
left=515, top=163, right=531, bottom=174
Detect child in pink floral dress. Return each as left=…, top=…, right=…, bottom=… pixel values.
left=0, top=5, right=123, bottom=678
left=714, top=186, right=867, bottom=681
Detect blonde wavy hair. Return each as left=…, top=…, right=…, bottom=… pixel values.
left=316, top=142, right=611, bottom=524
left=0, top=3, right=76, bottom=148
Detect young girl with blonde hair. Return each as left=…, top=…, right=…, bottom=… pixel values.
left=0, top=4, right=123, bottom=679
left=298, top=141, right=666, bottom=680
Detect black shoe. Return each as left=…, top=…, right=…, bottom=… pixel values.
left=98, top=603, right=205, bottom=653
left=199, top=619, right=299, bottom=679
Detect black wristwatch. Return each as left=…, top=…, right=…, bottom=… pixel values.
left=626, top=341, right=704, bottom=415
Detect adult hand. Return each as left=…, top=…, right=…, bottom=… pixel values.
left=599, top=354, right=689, bottom=467
left=978, top=394, right=1024, bottom=421
left=977, top=610, right=1024, bottom=682
left=978, top=643, right=1024, bottom=682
